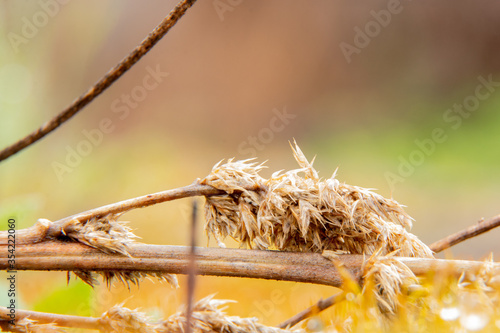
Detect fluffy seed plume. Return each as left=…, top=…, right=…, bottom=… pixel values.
left=362, top=251, right=418, bottom=314
left=159, top=294, right=302, bottom=333
left=100, top=295, right=301, bottom=333
left=2, top=318, right=66, bottom=333
left=100, top=304, right=158, bottom=333
left=201, top=142, right=433, bottom=257
left=70, top=270, right=179, bottom=290
left=61, top=213, right=137, bottom=256
left=59, top=214, right=178, bottom=289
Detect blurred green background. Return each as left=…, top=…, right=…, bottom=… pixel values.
left=1, top=0, right=500, bottom=328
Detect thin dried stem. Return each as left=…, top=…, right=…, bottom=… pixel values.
left=185, top=201, right=198, bottom=333
left=0, top=0, right=197, bottom=163
left=430, top=214, right=500, bottom=253
left=0, top=183, right=225, bottom=245
left=0, top=307, right=101, bottom=330
left=0, top=241, right=497, bottom=288
left=277, top=292, right=345, bottom=329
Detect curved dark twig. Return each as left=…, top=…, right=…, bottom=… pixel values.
left=0, top=0, right=197, bottom=163
left=430, top=214, right=500, bottom=253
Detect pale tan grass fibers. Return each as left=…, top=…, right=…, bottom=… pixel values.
left=362, top=251, right=418, bottom=314
left=43, top=215, right=179, bottom=288
left=6, top=318, right=66, bottom=333
left=100, top=295, right=301, bottom=333
left=201, top=142, right=433, bottom=258
left=70, top=270, right=179, bottom=290
left=159, top=294, right=302, bottom=333
left=100, top=304, right=158, bottom=333
left=61, top=213, right=137, bottom=256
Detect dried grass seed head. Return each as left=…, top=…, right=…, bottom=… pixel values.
left=160, top=294, right=302, bottom=333
left=362, top=251, right=418, bottom=314
left=100, top=304, right=158, bottom=333
left=70, top=270, right=179, bottom=290
left=57, top=213, right=178, bottom=289
left=100, top=295, right=302, bottom=333
left=201, top=142, right=433, bottom=258
left=62, top=213, right=138, bottom=256
left=3, top=318, right=66, bottom=333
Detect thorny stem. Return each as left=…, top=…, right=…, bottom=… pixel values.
left=0, top=242, right=498, bottom=287
left=0, top=0, right=198, bottom=163
left=430, top=214, right=500, bottom=253
left=277, top=292, right=345, bottom=329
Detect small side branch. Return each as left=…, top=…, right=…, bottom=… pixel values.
left=52, top=183, right=222, bottom=226
left=430, top=214, right=500, bottom=253
left=0, top=0, right=198, bottom=163
left=277, top=292, right=345, bottom=329
left=0, top=183, right=224, bottom=245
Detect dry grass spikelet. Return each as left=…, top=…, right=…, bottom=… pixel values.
left=160, top=294, right=302, bottom=333
left=4, top=318, right=66, bottom=333
left=61, top=213, right=137, bottom=256
left=100, top=296, right=300, bottom=333
left=100, top=304, right=158, bottom=333
left=202, top=158, right=267, bottom=194
left=362, top=251, right=418, bottom=315
left=201, top=142, right=433, bottom=257
left=70, top=270, right=178, bottom=289
left=461, top=255, right=500, bottom=292
left=60, top=213, right=179, bottom=289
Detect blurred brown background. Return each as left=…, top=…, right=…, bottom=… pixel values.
left=1, top=0, right=500, bottom=327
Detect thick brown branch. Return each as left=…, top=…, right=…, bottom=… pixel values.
left=1, top=242, right=497, bottom=288
left=0, top=0, right=197, bottom=163
left=0, top=241, right=362, bottom=287
left=430, top=214, right=500, bottom=253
